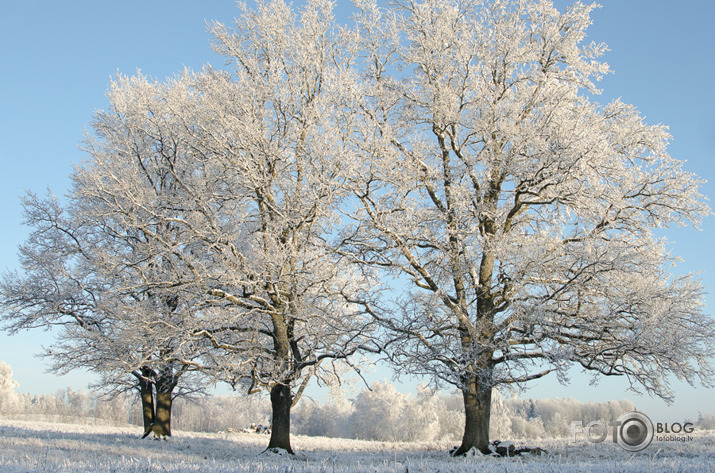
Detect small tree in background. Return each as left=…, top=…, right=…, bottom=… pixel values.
left=0, top=361, right=22, bottom=415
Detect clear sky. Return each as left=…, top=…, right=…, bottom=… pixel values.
left=1, top=1, right=714, bottom=423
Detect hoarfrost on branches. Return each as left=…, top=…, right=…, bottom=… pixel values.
left=341, top=0, right=714, bottom=455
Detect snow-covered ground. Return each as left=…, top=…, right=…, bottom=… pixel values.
left=1, top=418, right=714, bottom=472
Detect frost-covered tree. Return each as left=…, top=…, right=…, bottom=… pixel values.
left=0, top=75, right=212, bottom=438
left=343, top=0, right=714, bottom=455
left=184, top=0, right=377, bottom=453
left=351, top=381, right=410, bottom=441
left=0, top=361, right=22, bottom=415
left=0, top=193, right=204, bottom=438
left=74, top=72, right=219, bottom=438
left=292, top=392, right=354, bottom=439
left=698, top=412, right=715, bottom=430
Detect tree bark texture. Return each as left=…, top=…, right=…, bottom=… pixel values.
left=266, top=383, right=293, bottom=454
left=139, top=376, right=155, bottom=433
left=453, top=375, right=492, bottom=456
left=141, top=375, right=175, bottom=439
left=152, top=391, right=173, bottom=437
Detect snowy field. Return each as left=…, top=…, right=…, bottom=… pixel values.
left=1, top=419, right=714, bottom=473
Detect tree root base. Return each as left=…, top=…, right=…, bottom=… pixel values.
left=263, top=447, right=295, bottom=456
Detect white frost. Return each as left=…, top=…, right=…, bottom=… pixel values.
left=1, top=419, right=714, bottom=473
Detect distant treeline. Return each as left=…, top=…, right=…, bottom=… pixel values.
left=2, top=367, right=714, bottom=441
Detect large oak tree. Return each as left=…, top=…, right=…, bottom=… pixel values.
left=342, top=0, right=714, bottom=455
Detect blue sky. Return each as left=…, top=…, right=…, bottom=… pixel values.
left=1, top=1, right=714, bottom=422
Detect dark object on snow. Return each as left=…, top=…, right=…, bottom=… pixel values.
left=449, top=440, right=547, bottom=457
left=490, top=440, right=547, bottom=457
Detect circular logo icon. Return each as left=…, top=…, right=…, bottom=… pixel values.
left=615, top=411, right=654, bottom=452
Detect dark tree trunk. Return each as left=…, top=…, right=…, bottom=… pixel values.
left=266, top=383, right=293, bottom=454
left=152, top=391, right=173, bottom=437
left=139, top=376, right=155, bottom=433
left=452, top=375, right=492, bottom=456
left=142, top=375, right=175, bottom=439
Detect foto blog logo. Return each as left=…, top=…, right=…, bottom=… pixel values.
left=571, top=411, right=696, bottom=452
left=571, top=411, right=653, bottom=451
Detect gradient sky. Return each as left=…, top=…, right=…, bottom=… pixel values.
left=1, top=1, right=714, bottom=423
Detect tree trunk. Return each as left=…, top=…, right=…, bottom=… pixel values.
left=266, top=383, right=293, bottom=454
left=452, top=375, right=492, bottom=456
left=142, top=378, right=174, bottom=439
left=152, top=391, right=173, bottom=437
left=139, top=377, right=155, bottom=433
